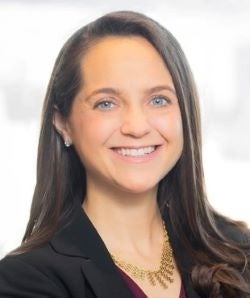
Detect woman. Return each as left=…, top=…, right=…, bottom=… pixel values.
left=0, top=11, right=249, bottom=298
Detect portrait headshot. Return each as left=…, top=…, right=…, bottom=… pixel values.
left=0, top=3, right=249, bottom=298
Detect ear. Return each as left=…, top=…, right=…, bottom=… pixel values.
left=53, top=109, right=72, bottom=145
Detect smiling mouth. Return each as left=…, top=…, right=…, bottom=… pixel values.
left=112, top=146, right=159, bottom=157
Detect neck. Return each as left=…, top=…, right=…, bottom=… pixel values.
left=82, top=180, right=163, bottom=254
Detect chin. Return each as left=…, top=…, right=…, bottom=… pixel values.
left=115, top=180, right=158, bottom=195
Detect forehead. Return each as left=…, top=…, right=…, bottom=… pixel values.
left=83, top=35, right=159, bottom=59
left=79, top=36, right=173, bottom=87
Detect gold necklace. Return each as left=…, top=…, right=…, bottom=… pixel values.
left=110, top=220, right=174, bottom=289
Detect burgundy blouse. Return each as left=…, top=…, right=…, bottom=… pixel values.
left=117, top=267, right=187, bottom=298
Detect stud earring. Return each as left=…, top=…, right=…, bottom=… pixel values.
left=64, top=140, right=72, bottom=147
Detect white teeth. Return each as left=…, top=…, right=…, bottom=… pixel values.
left=115, top=146, right=156, bottom=157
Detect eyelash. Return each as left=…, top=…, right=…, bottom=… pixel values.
left=94, top=95, right=170, bottom=110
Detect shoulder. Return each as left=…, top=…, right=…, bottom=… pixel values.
left=215, top=215, right=250, bottom=245
left=0, top=243, right=62, bottom=274
left=0, top=244, right=69, bottom=297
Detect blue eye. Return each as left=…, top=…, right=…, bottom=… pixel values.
left=95, top=100, right=115, bottom=110
left=151, top=96, right=168, bottom=106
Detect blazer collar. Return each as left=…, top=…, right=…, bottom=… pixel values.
left=51, top=203, right=112, bottom=262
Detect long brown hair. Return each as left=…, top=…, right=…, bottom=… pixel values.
left=11, top=11, right=249, bottom=297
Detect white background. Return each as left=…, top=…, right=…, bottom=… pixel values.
left=0, top=0, right=249, bottom=258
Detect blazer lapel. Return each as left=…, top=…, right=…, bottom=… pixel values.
left=51, top=204, right=134, bottom=298
left=80, top=258, right=134, bottom=298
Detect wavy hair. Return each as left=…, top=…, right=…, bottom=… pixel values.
left=11, top=11, right=250, bottom=297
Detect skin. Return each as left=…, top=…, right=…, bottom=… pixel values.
left=54, top=36, right=183, bottom=297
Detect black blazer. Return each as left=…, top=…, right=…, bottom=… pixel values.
left=0, top=204, right=249, bottom=298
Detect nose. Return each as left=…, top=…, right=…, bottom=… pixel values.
left=120, top=106, right=151, bottom=138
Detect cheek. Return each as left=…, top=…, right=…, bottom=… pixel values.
left=70, top=111, right=119, bottom=146
left=150, top=111, right=183, bottom=141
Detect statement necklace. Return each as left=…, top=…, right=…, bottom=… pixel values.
left=110, top=221, right=174, bottom=289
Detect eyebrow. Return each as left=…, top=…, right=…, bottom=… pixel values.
left=84, top=85, right=176, bottom=101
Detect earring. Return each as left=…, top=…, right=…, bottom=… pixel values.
left=64, top=140, right=72, bottom=147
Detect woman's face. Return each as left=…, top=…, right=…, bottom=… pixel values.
left=58, top=36, right=183, bottom=194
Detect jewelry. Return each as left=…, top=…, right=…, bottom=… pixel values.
left=110, top=220, right=174, bottom=289
left=64, top=140, right=71, bottom=147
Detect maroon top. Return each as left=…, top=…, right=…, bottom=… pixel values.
left=117, top=267, right=187, bottom=298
